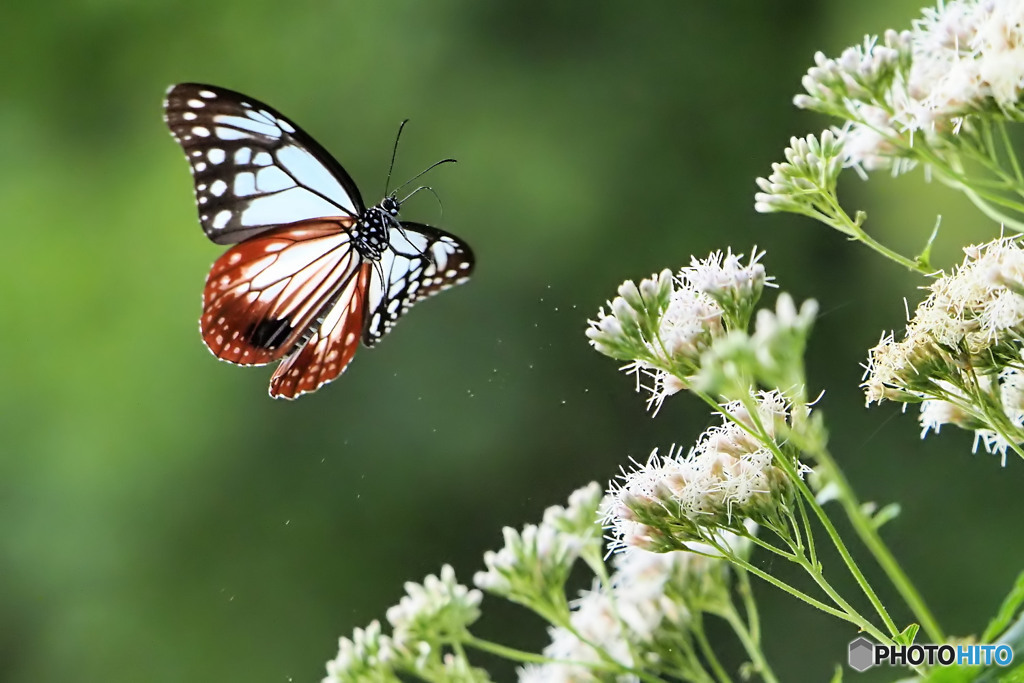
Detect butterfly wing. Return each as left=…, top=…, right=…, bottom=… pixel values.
left=202, top=219, right=363, bottom=366
left=363, top=222, right=475, bottom=346
left=269, top=264, right=372, bottom=399
left=164, top=83, right=365, bottom=245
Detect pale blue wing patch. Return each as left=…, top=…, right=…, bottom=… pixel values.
left=165, top=83, right=365, bottom=245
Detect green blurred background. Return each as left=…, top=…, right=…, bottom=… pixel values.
left=3, top=1, right=1022, bottom=681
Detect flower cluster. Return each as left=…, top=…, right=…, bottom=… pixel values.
left=587, top=250, right=772, bottom=413
left=474, top=482, right=604, bottom=617
left=324, top=565, right=484, bottom=683
left=863, top=235, right=1024, bottom=461
left=793, top=0, right=1024, bottom=173
left=757, top=0, right=1024, bottom=261
left=606, top=390, right=802, bottom=553
left=694, top=293, right=819, bottom=402
left=324, top=483, right=758, bottom=683
left=519, top=539, right=745, bottom=683
left=754, top=131, right=845, bottom=217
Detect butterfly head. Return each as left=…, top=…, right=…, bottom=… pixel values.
left=379, top=195, right=401, bottom=217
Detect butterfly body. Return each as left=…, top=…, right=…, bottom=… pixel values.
left=353, top=197, right=400, bottom=260
left=164, top=83, right=474, bottom=399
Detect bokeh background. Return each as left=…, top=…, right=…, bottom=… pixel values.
left=3, top=1, right=1023, bottom=681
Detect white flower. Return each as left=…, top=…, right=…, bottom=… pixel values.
left=386, top=565, right=481, bottom=645
left=911, top=0, right=1024, bottom=119
left=606, top=390, right=799, bottom=551
left=919, top=396, right=975, bottom=437
left=517, top=662, right=598, bottom=683
left=841, top=106, right=907, bottom=174
left=541, top=482, right=604, bottom=557
left=787, top=0, right=1024, bottom=185
left=683, top=248, right=772, bottom=306
left=755, top=131, right=845, bottom=213
left=653, top=281, right=724, bottom=363
left=323, top=620, right=396, bottom=682
left=474, top=508, right=587, bottom=608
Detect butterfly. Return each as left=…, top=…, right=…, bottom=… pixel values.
left=163, top=83, right=474, bottom=399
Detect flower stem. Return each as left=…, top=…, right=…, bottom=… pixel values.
left=693, top=613, right=733, bottom=683
left=818, top=192, right=928, bottom=273
left=721, top=601, right=780, bottom=683
left=811, top=445, right=945, bottom=642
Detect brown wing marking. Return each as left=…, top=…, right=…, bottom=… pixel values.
left=269, top=263, right=372, bottom=399
left=200, top=218, right=359, bottom=366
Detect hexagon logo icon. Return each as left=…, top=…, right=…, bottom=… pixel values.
left=849, top=637, right=875, bottom=672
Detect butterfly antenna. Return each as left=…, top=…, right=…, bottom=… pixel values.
left=400, top=185, right=445, bottom=219
left=392, top=158, right=457, bottom=197
left=384, top=119, right=410, bottom=196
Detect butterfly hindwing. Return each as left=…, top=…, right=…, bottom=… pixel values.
left=201, top=219, right=362, bottom=366
left=164, top=83, right=364, bottom=245
left=269, top=264, right=373, bottom=399
left=363, top=222, right=475, bottom=346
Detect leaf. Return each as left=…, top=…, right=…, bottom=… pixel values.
left=982, top=570, right=1024, bottom=643
left=915, top=215, right=942, bottom=272
left=829, top=663, right=843, bottom=683
left=894, top=623, right=920, bottom=647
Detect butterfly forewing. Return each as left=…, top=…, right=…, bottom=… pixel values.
left=363, top=222, right=475, bottom=346
left=164, top=83, right=364, bottom=245
left=202, top=219, right=362, bottom=366
left=269, top=264, right=372, bottom=399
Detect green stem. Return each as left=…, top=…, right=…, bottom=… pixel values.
left=736, top=568, right=762, bottom=646
left=811, top=446, right=945, bottom=643
left=460, top=636, right=557, bottom=665
left=721, top=601, right=780, bottom=683
left=794, top=493, right=818, bottom=568
left=729, top=395, right=902, bottom=640
left=693, top=613, right=733, bottom=683
left=997, top=120, right=1024, bottom=186
left=817, top=192, right=928, bottom=273
left=793, top=552, right=892, bottom=645
left=695, top=537, right=878, bottom=636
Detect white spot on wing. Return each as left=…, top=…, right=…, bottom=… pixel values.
left=192, top=126, right=211, bottom=137
left=234, top=147, right=252, bottom=165
left=212, top=210, right=232, bottom=230
left=210, top=179, right=227, bottom=197
left=187, top=99, right=205, bottom=108
left=199, top=89, right=217, bottom=99
left=252, top=152, right=273, bottom=166
left=208, top=148, right=226, bottom=164
left=214, top=127, right=248, bottom=140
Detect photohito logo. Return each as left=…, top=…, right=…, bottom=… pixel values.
left=848, top=637, right=1014, bottom=672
